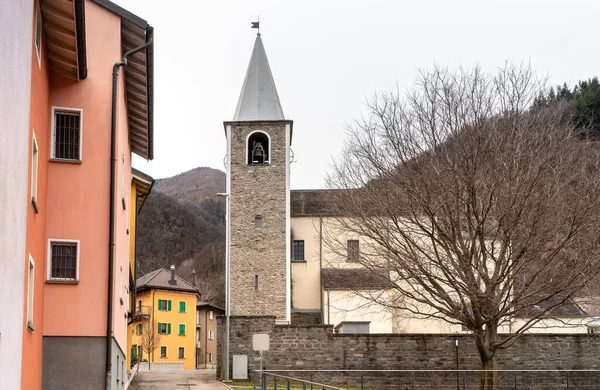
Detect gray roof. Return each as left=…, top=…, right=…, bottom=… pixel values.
left=136, top=268, right=199, bottom=294
left=196, top=300, right=225, bottom=312
left=519, top=296, right=588, bottom=318
left=322, top=268, right=391, bottom=290
left=233, top=34, right=285, bottom=121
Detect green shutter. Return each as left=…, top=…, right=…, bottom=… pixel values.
left=157, top=322, right=161, bottom=333
left=167, top=300, right=172, bottom=311
left=179, top=324, right=185, bottom=335
left=158, top=299, right=163, bottom=310
left=179, top=301, right=185, bottom=312
left=167, top=323, right=171, bottom=334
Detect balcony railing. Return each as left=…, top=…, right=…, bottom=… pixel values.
left=132, top=305, right=151, bottom=320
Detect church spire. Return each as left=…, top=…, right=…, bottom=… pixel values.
left=233, top=33, right=285, bottom=121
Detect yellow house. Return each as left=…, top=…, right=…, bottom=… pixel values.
left=129, top=267, right=199, bottom=370
left=126, top=169, right=154, bottom=370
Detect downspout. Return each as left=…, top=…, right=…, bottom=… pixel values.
left=107, top=31, right=154, bottom=390
left=205, top=309, right=208, bottom=368
left=151, top=289, right=156, bottom=364
left=319, top=216, right=323, bottom=324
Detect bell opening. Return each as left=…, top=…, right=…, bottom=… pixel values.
left=248, top=132, right=270, bottom=164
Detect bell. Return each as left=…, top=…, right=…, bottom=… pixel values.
left=252, top=142, right=265, bottom=163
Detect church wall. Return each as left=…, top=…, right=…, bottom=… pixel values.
left=290, top=216, right=321, bottom=310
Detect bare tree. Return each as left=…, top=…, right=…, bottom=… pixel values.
left=140, top=317, right=162, bottom=370
left=327, top=64, right=600, bottom=389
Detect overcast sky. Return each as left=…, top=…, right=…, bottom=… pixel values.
left=117, top=0, right=599, bottom=189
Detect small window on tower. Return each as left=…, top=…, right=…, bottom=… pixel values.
left=247, top=132, right=269, bottom=164
left=255, top=215, right=263, bottom=229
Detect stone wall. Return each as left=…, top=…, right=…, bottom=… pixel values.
left=218, top=316, right=600, bottom=388
left=227, top=121, right=292, bottom=319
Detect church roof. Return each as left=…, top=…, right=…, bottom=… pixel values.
left=233, top=34, right=285, bottom=121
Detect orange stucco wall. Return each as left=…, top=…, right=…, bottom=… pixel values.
left=21, top=1, right=50, bottom=388
left=43, top=1, right=131, bottom=360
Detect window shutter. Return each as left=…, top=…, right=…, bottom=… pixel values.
left=179, top=324, right=184, bottom=335
left=167, top=323, right=171, bottom=334
left=180, top=301, right=185, bottom=312
left=157, top=322, right=161, bottom=332
left=168, top=300, right=172, bottom=311
left=158, top=299, right=162, bottom=309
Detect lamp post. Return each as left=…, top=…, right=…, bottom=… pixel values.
left=217, top=192, right=230, bottom=381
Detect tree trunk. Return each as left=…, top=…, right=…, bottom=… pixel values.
left=475, top=325, right=499, bottom=390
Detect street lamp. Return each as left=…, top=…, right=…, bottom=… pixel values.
left=217, top=192, right=230, bottom=381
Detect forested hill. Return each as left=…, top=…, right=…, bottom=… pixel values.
left=136, top=167, right=226, bottom=306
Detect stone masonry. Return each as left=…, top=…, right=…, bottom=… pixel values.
left=226, top=120, right=292, bottom=319
left=218, top=316, right=600, bottom=388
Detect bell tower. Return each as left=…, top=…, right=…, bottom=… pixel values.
left=224, top=32, right=292, bottom=322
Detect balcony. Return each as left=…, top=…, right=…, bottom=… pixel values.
left=132, top=305, right=151, bottom=320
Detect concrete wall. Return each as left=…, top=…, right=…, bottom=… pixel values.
left=0, top=0, right=33, bottom=389
left=21, top=1, right=51, bottom=388
left=218, top=316, right=600, bottom=388
left=42, top=336, right=106, bottom=390
left=227, top=121, right=292, bottom=319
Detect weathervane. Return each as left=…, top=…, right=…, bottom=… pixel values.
left=251, top=16, right=260, bottom=35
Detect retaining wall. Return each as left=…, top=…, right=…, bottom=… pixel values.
left=217, top=316, right=600, bottom=388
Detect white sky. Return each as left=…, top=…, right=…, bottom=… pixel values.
left=116, top=0, right=599, bottom=189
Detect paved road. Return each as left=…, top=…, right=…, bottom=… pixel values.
left=129, top=369, right=226, bottom=390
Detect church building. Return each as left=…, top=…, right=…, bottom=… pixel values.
left=223, top=31, right=593, bottom=336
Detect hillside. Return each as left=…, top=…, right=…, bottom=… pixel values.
left=136, top=167, right=226, bottom=306
left=153, top=167, right=226, bottom=204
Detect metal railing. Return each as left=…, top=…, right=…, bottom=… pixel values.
left=132, top=305, right=151, bottom=320
left=253, top=371, right=346, bottom=390
left=253, top=369, right=600, bottom=389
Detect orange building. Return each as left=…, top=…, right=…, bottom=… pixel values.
left=19, top=1, right=155, bottom=389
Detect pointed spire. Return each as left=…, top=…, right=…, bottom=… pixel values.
left=233, top=34, right=285, bottom=121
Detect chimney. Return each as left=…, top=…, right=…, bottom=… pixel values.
left=192, top=269, right=196, bottom=287
left=169, top=265, right=176, bottom=285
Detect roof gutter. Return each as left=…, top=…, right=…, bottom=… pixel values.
left=146, top=27, right=154, bottom=160
left=107, top=34, right=154, bottom=390
left=74, top=0, right=87, bottom=79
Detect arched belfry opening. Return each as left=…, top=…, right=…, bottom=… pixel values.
left=247, top=131, right=269, bottom=164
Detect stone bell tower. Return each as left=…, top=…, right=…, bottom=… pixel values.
left=224, top=32, right=292, bottom=322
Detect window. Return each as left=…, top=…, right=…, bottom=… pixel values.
left=247, top=131, right=270, bottom=164
left=158, top=299, right=171, bottom=311
left=255, top=215, right=263, bottom=229
left=254, top=275, right=258, bottom=290
left=292, top=240, right=305, bottom=261
left=35, top=3, right=42, bottom=66
left=178, top=324, right=186, bottom=336
left=27, top=255, right=35, bottom=331
left=208, top=330, right=214, bottom=340
left=209, top=311, right=213, bottom=320
left=121, top=154, right=126, bottom=210
left=178, top=347, right=185, bottom=359
left=179, top=301, right=186, bottom=313
left=347, top=240, right=359, bottom=262
left=135, top=323, right=143, bottom=336
left=51, top=108, right=82, bottom=161
left=208, top=352, right=213, bottom=363
left=119, top=265, right=123, bottom=304
left=31, top=132, right=39, bottom=213
left=158, top=322, right=171, bottom=335
left=48, top=240, right=79, bottom=281
left=160, top=346, right=167, bottom=358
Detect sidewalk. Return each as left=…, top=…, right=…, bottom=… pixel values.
left=129, top=369, right=227, bottom=389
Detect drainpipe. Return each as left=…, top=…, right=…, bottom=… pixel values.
left=106, top=31, right=154, bottom=390
left=319, top=216, right=323, bottom=324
